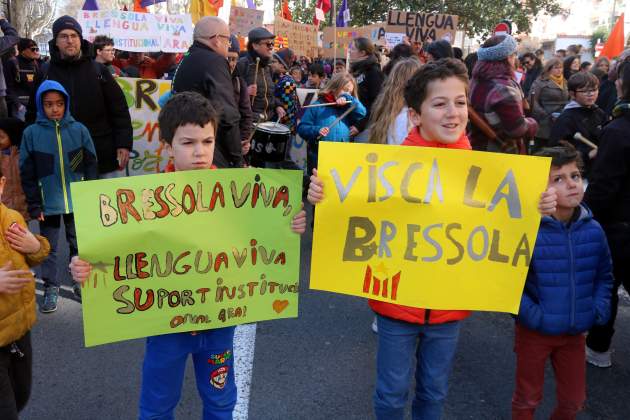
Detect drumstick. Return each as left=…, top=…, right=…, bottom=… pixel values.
left=301, top=102, right=338, bottom=109
left=251, top=57, right=260, bottom=106
left=574, top=132, right=598, bottom=149
left=317, top=104, right=357, bottom=140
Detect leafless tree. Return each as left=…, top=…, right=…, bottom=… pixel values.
left=9, top=0, right=56, bottom=39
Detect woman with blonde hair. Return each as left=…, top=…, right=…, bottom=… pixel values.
left=298, top=71, right=366, bottom=174
left=368, top=58, right=422, bottom=145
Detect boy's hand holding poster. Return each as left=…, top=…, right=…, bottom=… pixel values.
left=310, top=143, right=550, bottom=314
left=71, top=169, right=302, bottom=347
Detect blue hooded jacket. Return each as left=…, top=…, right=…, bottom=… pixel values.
left=517, top=204, right=614, bottom=335
left=297, top=93, right=366, bottom=143
left=19, top=80, right=98, bottom=217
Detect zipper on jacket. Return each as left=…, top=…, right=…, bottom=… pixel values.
left=424, top=309, right=431, bottom=324
left=55, top=121, right=70, bottom=214
left=567, top=228, right=576, bottom=329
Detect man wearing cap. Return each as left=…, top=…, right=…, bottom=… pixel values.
left=5, top=38, right=41, bottom=119
left=173, top=16, right=243, bottom=168
left=26, top=15, right=132, bottom=179
left=0, top=14, right=19, bottom=119
left=237, top=27, right=286, bottom=124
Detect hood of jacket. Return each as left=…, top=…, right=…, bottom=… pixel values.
left=35, top=80, right=73, bottom=124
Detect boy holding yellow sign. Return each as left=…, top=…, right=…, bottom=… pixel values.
left=308, top=59, right=558, bottom=420
left=69, top=92, right=306, bottom=420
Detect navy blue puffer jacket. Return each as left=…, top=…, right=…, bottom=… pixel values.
left=517, top=205, right=614, bottom=335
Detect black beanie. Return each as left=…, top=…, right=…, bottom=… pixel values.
left=426, top=40, right=454, bottom=60
left=52, top=15, right=83, bottom=40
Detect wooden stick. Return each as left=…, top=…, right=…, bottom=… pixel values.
left=301, top=102, right=338, bottom=109
left=251, top=57, right=260, bottom=106
left=317, top=104, right=357, bottom=140
left=574, top=132, right=598, bottom=149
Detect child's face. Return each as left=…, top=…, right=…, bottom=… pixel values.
left=309, top=73, right=322, bottom=86
left=42, top=91, right=65, bottom=121
left=548, top=162, right=584, bottom=211
left=164, top=122, right=216, bottom=171
left=290, top=69, right=301, bottom=80
left=410, top=77, right=468, bottom=144
left=339, top=81, right=354, bottom=96
left=0, top=129, right=10, bottom=150
left=571, top=86, right=598, bottom=107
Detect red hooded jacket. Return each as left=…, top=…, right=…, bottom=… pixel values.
left=368, top=127, right=472, bottom=325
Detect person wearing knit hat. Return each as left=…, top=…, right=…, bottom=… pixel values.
left=25, top=14, right=132, bottom=183
left=476, top=34, right=518, bottom=62
left=469, top=34, right=538, bottom=153
left=272, top=48, right=295, bottom=72
left=425, top=39, right=454, bottom=62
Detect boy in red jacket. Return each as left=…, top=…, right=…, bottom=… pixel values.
left=308, top=59, right=558, bottom=420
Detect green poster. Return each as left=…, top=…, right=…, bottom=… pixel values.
left=71, top=169, right=302, bottom=347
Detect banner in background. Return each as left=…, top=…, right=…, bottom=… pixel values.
left=72, top=169, right=302, bottom=346
left=229, top=6, right=264, bottom=38
left=386, top=11, right=459, bottom=44
left=310, top=143, right=550, bottom=314
left=274, top=16, right=318, bottom=57
left=322, top=23, right=386, bottom=58
left=78, top=10, right=193, bottom=52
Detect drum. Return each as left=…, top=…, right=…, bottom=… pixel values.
left=250, top=121, right=291, bottom=164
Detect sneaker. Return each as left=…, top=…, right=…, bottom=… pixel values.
left=586, top=346, right=612, bottom=368
left=72, top=283, right=82, bottom=302
left=371, top=317, right=378, bottom=334
left=40, top=286, right=59, bottom=313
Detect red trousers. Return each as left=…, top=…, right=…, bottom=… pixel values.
left=512, top=324, right=585, bottom=420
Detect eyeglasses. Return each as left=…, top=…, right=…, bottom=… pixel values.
left=575, top=89, right=598, bottom=95
left=29, top=47, right=39, bottom=52
left=258, top=41, right=274, bottom=48
left=58, top=33, right=79, bottom=42
left=209, top=34, right=230, bottom=42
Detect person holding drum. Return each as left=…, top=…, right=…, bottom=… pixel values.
left=297, top=72, right=366, bottom=176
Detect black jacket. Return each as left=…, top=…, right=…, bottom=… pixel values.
left=232, top=73, right=253, bottom=143
left=522, top=65, right=541, bottom=98
left=549, top=102, right=607, bottom=177
left=5, top=55, right=39, bottom=111
left=26, top=39, right=132, bottom=174
left=237, top=51, right=281, bottom=122
left=351, top=55, right=384, bottom=132
left=584, top=111, right=630, bottom=227
left=173, top=41, right=242, bottom=168
left=596, top=77, right=617, bottom=118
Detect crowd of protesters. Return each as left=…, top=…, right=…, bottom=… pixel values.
left=0, top=10, right=627, bottom=420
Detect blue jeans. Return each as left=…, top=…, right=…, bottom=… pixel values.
left=39, top=213, right=78, bottom=288
left=139, top=327, right=237, bottom=420
left=374, top=314, right=461, bottom=420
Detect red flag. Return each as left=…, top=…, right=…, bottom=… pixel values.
left=600, top=13, right=625, bottom=59
left=313, top=0, right=331, bottom=26
left=281, top=0, right=292, bottom=21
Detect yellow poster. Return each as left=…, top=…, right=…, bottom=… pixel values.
left=310, top=143, right=551, bottom=314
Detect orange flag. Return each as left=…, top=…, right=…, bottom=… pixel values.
left=281, top=0, right=292, bottom=21
left=600, top=13, right=625, bottom=59
left=133, top=0, right=148, bottom=12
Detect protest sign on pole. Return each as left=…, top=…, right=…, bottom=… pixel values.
left=273, top=16, right=318, bottom=57
left=322, top=23, right=386, bottom=58
left=72, top=169, right=302, bottom=346
left=115, top=77, right=171, bottom=176
left=386, top=11, right=459, bottom=44
left=229, top=6, right=264, bottom=38
left=78, top=10, right=193, bottom=52
left=310, top=143, right=550, bottom=314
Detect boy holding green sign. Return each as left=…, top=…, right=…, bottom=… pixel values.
left=69, top=92, right=306, bottom=420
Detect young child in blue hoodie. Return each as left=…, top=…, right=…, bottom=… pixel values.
left=19, top=80, right=97, bottom=313
left=512, top=142, right=614, bottom=420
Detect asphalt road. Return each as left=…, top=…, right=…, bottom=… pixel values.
left=20, top=216, right=630, bottom=420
